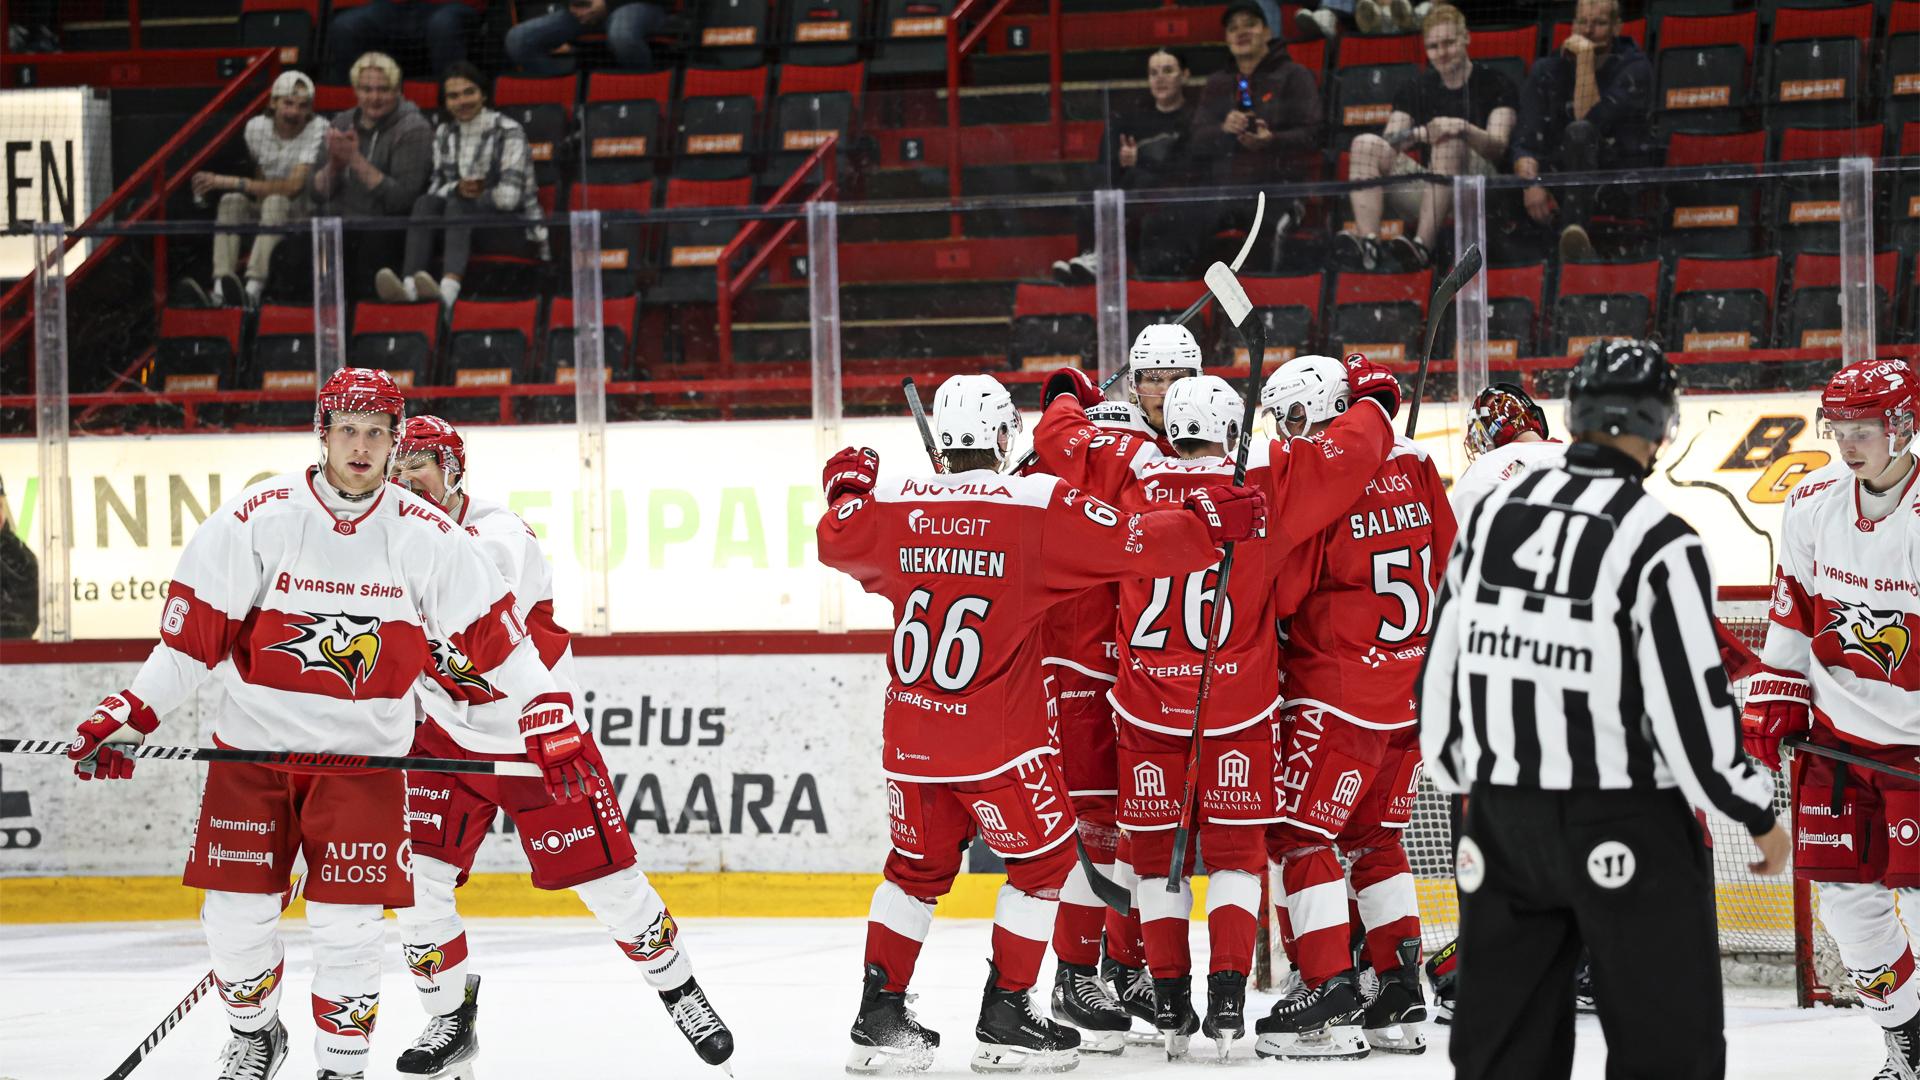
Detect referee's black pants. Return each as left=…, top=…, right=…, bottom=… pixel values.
left=1452, top=785, right=1725, bottom=1080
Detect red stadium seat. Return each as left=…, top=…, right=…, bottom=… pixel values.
left=1009, top=284, right=1096, bottom=370
left=675, top=67, right=770, bottom=181
left=495, top=74, right=579, bottom=186
left=1552, top=259, right=1661, bottom=355
left=1331, top=269, right=1431, bottom=364
left=1662, top=130, right=1768, bottom=257
left=1484, top=262, right=1547, bottom=363
left=582, top=70, right=674, bottom=184
left=1653, top=10, right=1758, bottom=133
left=1668, top=253, right=1780, bottom=352
left=348, top=302, right=440, bottom=388
left=157, top=307, right=243, bottom=392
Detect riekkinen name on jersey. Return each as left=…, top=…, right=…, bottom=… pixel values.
left=897, top=546, right=1008, bottom=578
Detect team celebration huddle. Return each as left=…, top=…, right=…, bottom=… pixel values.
left=56, top=303, right=1918, bottom=1077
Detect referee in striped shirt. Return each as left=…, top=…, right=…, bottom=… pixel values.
left=1419, top=338, right=1790, bottom=1080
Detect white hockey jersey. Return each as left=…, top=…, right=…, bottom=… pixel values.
left=128, top=468, right=559, bottom=756
left=1760, top=459, right=1920, bottom=748
left=416, top=494, right=582, bottom=754
left=1450, top=439, right=1568, bottom=521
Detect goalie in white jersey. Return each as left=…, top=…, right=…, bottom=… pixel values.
left=388, top=416, right=733, bottom=1077
left=65, top=369, right=584, bottom=1080
left=1451, top=382, right=1565, bottom=519
left=1742, top=359, right=1920, bottom=1078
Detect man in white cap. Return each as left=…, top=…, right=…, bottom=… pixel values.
left=185, top=69, right=329, bottom=309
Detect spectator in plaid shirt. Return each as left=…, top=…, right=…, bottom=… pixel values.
left=376, top=63, right=548, bottom=311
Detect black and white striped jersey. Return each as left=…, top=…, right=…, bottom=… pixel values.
left=1418, top=441, right=1778, bottom=836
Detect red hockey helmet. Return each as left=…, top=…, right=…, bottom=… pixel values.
left=394, top=415, right=467, bottom=494
left=1465, top=382, right=1550, bottom=461
left=315, top=367, right=405, bottom=436
left=1820, top=359, right=1917, bottom=455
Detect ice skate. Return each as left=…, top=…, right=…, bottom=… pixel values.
left=1882, top=1009, right=1920, bottom=1079
left=396, top=974, right=480, bottom=1078
left=215, top=1017, right=286, bottom=1080
left=1253, top=969, right=1369, bottom=1061
left=1099, top=957, right=1158, bottom=1041
left=1361, top=964, right=1428, bottom=1055
left=1151, top=975, right=1198, bottom=1061
left=1049, top=960, right=1128, bottom=1054
left=662, top=976, right=735, bottom=1072
left=1424, top=940, right=1457, bottom=1026
left=848, top=963, right=940, bottom=1074
left=972, top=963, right=1080, bottom=1073
left=1201, top=971, right=1246, bottom=1061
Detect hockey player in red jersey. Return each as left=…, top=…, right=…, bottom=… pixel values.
left=1741, top=359, right=1920, bottom=1077
left=387, top=416, right=732, bottom=1077
left=817, top=373, right=1266, bottom=1074
left=67, top=369, right=581, bottom=1080
left=1257, top=355, right=1456, bottom=1061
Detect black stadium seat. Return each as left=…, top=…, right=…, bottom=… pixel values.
left=1668, top=252, right=1780, bottom=353
left=1764, top=3, right=1871, bottom=132
left=495, top=75, right=578, bottom=188
left=1008, top=284, right=1095, bottom=371
left=1552, top=259, right=1660, bottom=356
left=783, top=0, right=863, bottom=65
left=582, top=71, right=673, bottom=184
left=1331, top=269, right=1430, bottom=365
left=1484, top=262, right=1547, bottom=364
left=762, top=63, right=864, bottom=192
left=347, top=302, right=440, bottom=390
left=1331, top=34, right=1425, bottom=154
left=1654, top=10, right=1757, bottom=135
left=675, top=67, right=768, bottom=181
left=695, top=0, right=774, bottom=68
left=1661, top=130, right=1768, bottom=258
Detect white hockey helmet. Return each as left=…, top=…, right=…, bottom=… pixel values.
left=1261, top=355, right=1349, bottom=436
left=1161, top=374, right=1246, bottom=452
left=932, top=373, right=1021, bottom=469
left=1128, top=323, right=1205, bottom=378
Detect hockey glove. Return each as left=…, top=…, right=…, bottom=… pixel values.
left=1043, top=366, right=1104, bottom=409
left=69, top=690, right=159, bottom=781
left=1184, top=484, right=1267, bottom=546
left=1343, top=353, right=1403, bottom=419
left=1713, top=617, right=1762, bottom=683
left=1738, top=668, right=1812, bottom=772
left=521, top=693, right=595, bottom=804
left=823, top=446, right=880, bottom=503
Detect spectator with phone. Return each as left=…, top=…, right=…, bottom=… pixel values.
left=1192, top=2, right=1322, bottom=187
left=1337, top=4, right=1516, bottom=271
left=507, top=0, right=670, bottom=75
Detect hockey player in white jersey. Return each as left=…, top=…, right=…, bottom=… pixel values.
left=66, top=368, right=582, bottom=1080
left=1450, top=382, right=1564, bottom=517
left=1742, top=359, right=1920, bottom=1078
left=388, top=416, right=733, bottom=1077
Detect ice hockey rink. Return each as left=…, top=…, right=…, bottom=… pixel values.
left=0, top=915, right=1880, bottom=1079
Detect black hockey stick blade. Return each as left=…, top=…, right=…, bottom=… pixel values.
left=1785, top=736, right=1920, bottom=785
left=1172, top=192, right=1267, bottom=328
left=1077, top=838, right=1133, bottom=914
left=3, top=738, right=541, bottom=778
left=1406, top=242, right=1484, bottom=437
left=901, top=377, right=941, bottom=470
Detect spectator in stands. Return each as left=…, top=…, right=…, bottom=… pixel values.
left=326, top=0, right=479, bottom=83
left=506, top=0, right=669, bottom=75
left=181, top=70, right=328, bottom=310
left=0, top=477, right=37, bottom=641
left=1054, top=48, right=1201, bottom=283
left=1512, top=0, right=1654, bottom=261
left=1192, top=2, right=1322, bottom=187
left=1336, top=3, right=1516, bottom=271
left=1295, top=0, right=1419, bottom=40
left=376, top=63, right=548, bottom=311
left=310, top=52, right=434, bottom=301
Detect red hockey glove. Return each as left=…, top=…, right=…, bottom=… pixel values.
left=520, top=693, right=594, bottom=803
left=69, top=690, right=159, bottom=781
left=1344, top=352, right=1403, bottom=419
left=1713, top=618, right=1762, bottom=683
left=1184, top=484, right=1267, bottom=546
left=823, top=446, right=879, bottom=503
left=1043, top=366, right=1104, bottom=409
left=1738, top=669, right=1812, bottom=772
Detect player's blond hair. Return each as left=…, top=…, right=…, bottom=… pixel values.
left=1422, top=3, right=1467, bottom=36
left=348, top=51, right=401, bottom=91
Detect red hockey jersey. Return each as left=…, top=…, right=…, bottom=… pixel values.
left=816, top=469, right=1226, bottom=781
left=1273, top=437, right=1457, bottom=729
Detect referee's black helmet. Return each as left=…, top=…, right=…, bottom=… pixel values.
left=1567, top=338, right=1680, bottom=446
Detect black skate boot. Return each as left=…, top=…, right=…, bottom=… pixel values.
left=1201, top=971, right=1246, bottom=1061
left=1100, top=957, right=1155, bottom=1030
left=215, top=1017, right=287, bottom=1080
left=973, top=962, right=1081, bottom=1073
left=395, top=974, right=480, bottom=1078
left=847, top=962, right=940, bottom=1074
left=1253, top=969, right=1369, bottom=1061
left=1424, top=939, right=1458, bottom=1026
left=1151, top=975, right=1199, bottom=1061
left=1048, top=959, right=1128, bottom=1054
left=1883, top=1009, right=1920, bottom=1080
left=661, top=977, right=734, bottom=1071
left=1361, top=945, right=1428, bottom=1056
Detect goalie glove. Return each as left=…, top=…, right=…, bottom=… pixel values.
left=519, top=693, right=594, bottom=804
left=69, top=690, right=159, bottom=781
left=1738, top=669, right=1812, bottom=772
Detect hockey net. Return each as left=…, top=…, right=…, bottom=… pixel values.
left=1260, top=586, right=1853, bottom=1007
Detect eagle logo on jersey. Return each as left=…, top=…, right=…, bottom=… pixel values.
left=1821, top=600, right=1913, bottom=679
left=427, top=638, right=495, bottom=698
left=314, top=993, right=379, bottom=1037
left=1850, top=962, right=1903, bottom=1004
left=218, top=965, right=281, bottom=1010
left=402, top=943, right=446, bottom=980
left=268, top=612, right=383, bottom=689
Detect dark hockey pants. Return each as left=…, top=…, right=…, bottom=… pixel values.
left=1452, top=785, right=1727, bottom=1080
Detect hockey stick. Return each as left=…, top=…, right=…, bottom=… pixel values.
left=1786, top=736, right=1920, bottom=786
left=1075, top=839, right=1134, bottom=915
left=0, top=739, right=540, bottom=778
left=102, top=868, right=306, bottom=1079
left=1166, top=262, right=1267, bottom=890
left=1403, top=242, right=1483, bottom=438
left=900, top=377, right=941, bottom=472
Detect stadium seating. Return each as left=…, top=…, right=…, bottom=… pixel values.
left=1764, top=3, right=1872, bottom=133
left=1467, top=24, right=1536, bottom=96
left=1668, top=252, right=1781, bottom=352
left=1232, top=273, right=1324, bottom=367
left=1883, top=2, right=1920, bottom=151
left=582, top=70, right=673, bottom=184
left=1484, top=262, right=1547, bottom=363
left=441, top=298, right=541, bottom=421
left=1772, top=124, right=1885, bottom=256
left=783, top=0, right=864, bottom=66
left=1331, top=269, right=1431, bottom=364
left=495, top=74, right=578, bottom=188
left=156, top=307, right=243, bottom=392
left=695, top=0, right=775, bottom=68
left=1781, top=249, right=1899, bottom=351
left=1661, top=130, right=1768, bottom=258
left=1008, top=283, right=1095, bottom=371
left=871, top=0, right=957, bottom=76
left=245, top=304, right=320, bottom=424
left=1653, top=10, right=1758, bottom=135
left=568, top=181, right=657, bottom=298
left=762, top=63, right=865, bottom=192
left=347, top=302, right=440, bottom=388
left=675, top=66, right=769, bottom=181
left=1330, top=34, right=1426, bottom=154
left=1552, top=258, right=1661, bottom=355
left=240, top=0, right=320, bottom=67
left=651, top=177, right=756, bottom=304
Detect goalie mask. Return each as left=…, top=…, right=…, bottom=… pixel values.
left=1162, top=375, right=1246, bottom=453
left=1465, top=382, right=1550, bottom=461
left=932, top=373, right=1021, bottom=470
left=1261, top=355, right=1349, bottom=438
left=1820, top=359, right=1917, bottom=461
left=393, top=415, right=468, bottom=497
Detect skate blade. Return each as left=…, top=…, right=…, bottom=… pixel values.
left=1124, top=1028, right=1164, bottom=1047
left=1066, top=1028, right=1127, bottom=1055
left=969, top=1042, right=1079, bottom=1074
left=1209, top=1034, right=1239, bottom=1063
left=846, top=1043, right=936, bottom=1075
left=1364, top=1023, right=1427, bottom=1055
left=1253, top=1024, right=1370, bottom=1061
left=1162, top=1032, right=1190, bottom=1061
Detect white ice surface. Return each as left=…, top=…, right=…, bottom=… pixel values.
left=0, top=917, right=1880, bottom=1079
